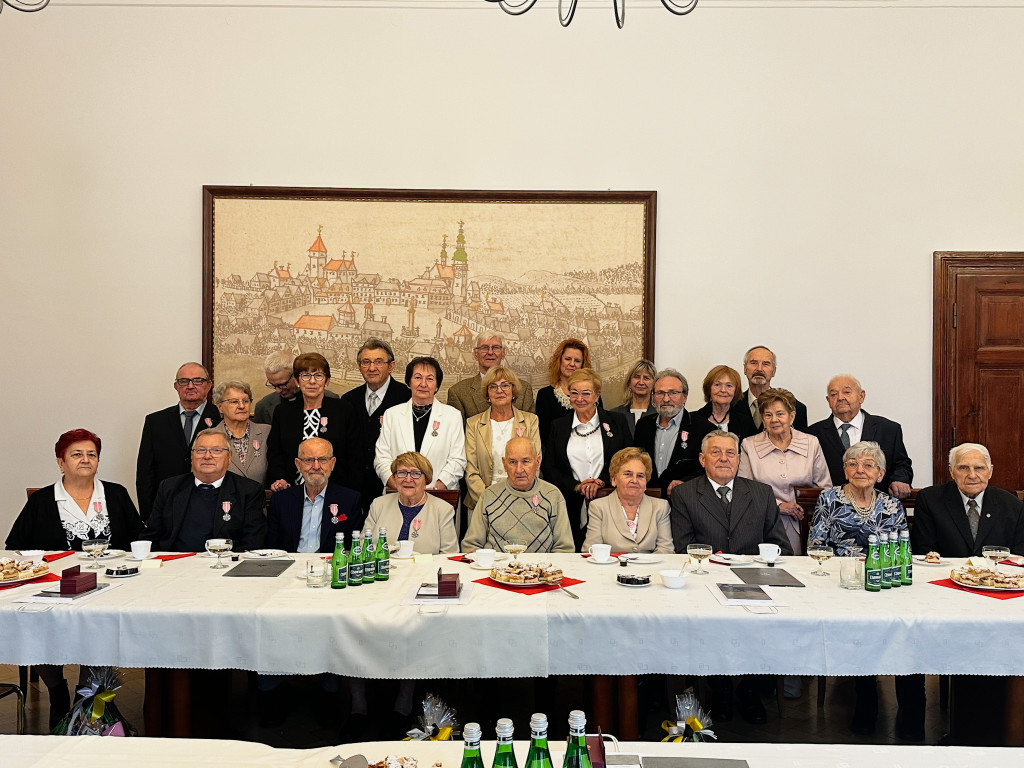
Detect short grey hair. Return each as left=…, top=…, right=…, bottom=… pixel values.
left=357, top=337, right=395, bottom=363
left=654, top=368, right=689, bottom=396
left=843, top=441, right=886, bottom=474
left=827, top=374, right=863, bottom=394
left=700, top=429, right=740, bottom=453
left=949, top=442, right=992, bottom=468
left=474, top=331, right=504, bottom=347
left=176, top=361, right=210, bottom=379
left=193, top=428, right=229, bottom=447
left=263, top=350, right=294, bottom=376
left=213, top=380, right=253, bottom=403
left=742, top=345, right=777, bottom=366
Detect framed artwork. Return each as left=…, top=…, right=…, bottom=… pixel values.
left=202, top=186, right=656, bottom=404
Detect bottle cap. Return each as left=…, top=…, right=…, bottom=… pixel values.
left=867, top=534, right=878, bottom=543
left=352, top=531, right=361, bottom=539
left=530, top=713, right=548, bottom=731
left=495, top=718, right=514, bottom=738
left=464, top=722, right=482, bottom=741
left=335, top=533, right=345, bottom=541
left=380, top=527, right=388, bottom=534
left=900, top=529, right=910, bottom=539
left=568, top=710, right=586, bottom=729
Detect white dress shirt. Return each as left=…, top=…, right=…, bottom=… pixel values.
left=566, top=412, right=603, bottom=482
left=832, top=410, right=865, bottom=446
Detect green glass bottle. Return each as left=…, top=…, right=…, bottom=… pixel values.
left=888, top=531, right=901, bottom=589
left=375, top=527, right=390, bottom=581
left=362, top=528, right=377, bottom=583
left=563, top=710, right=591, bottom=768
left=899, top=528, right=913, bottom=585
left=525, top=713, right=553, bottom=768
left=461, top=722, right=486, bottom=768
left=492, top=718, right=518, bottom=768
left=864, top=533, right=881, bottom=592
left=879, top=532, right=892, bottom=589
left=348, top=531, right=363, bottom=587
left=330, top=532, right=347, bottom=589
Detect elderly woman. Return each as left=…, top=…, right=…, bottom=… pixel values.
left=583, top=447, right=673, bottom=554
left=690, top=365, right=759, bottom=441
left=6, top=428, right=143, bottom=729
left=545, top=368, right=631, bottom=550
left=465, top=366, right=541, bottom=512
left=213, top=380, right=270, bottom=487
left=738, top=388, right=831, bottom=556
left=610, top=359, right=657, bottom=438
left=375, top=356, right=466, bottom=491
left=267, top=352, right=351, bottom=491
left=535, top=338, right=602, bottom=443
left=365, top=452, right=458, bottom=554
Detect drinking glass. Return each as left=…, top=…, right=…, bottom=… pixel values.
left=807, top=543, right=834, bottom=576
left=205, top=538, right=233, bottom=570
left=983, top=546, right=1010, bottom=568
left=686, top=543, right=712, bottom=575
left=505, top=537, right=527, bottom=561
left=83, top=538, right=109, bottom=570
left=306, top=558, right=328, bottom=588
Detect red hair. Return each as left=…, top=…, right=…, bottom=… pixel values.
left=55, top=429, right=102, bottom=460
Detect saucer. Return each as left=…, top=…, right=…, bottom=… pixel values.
left=585, top=557, right=617, bottom=565
left=754, top=556, right=786, bottom=565
left=126, top=553, right=157, bottom=562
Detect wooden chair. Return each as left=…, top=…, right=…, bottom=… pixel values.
left=1017, top=491, right=1024, bottom=502
left=593, top=486, right=663, bottom=500
left=0, top=683, right=25, bottom=734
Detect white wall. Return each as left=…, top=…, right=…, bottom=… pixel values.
left=2, top=4, right=1023, bottom=536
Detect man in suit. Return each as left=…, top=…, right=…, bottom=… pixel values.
left=339, top=338, right=411, bottom=515
left=143, top=429, right=265, bottom=552
left=634, top=368, right=700, bottom=496
left=266, top=437, right=361, bottom=552
left=253, top=349, right=339, bottom=425
left=670, top=429, right=792, bottom=726
left=740, top=345, right=808, bottom=431
left=446, top=332, right=535, bottom=421
left=806, top=374, right=913, bottom=499
left=136, top=362, right=223, bottom=521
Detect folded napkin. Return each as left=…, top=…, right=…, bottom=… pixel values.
left=448, top=555, right=472, bottom=563
left=474, top=576, right=584, bottom=596
left=581, top=552, right=625, bottom=559
left=43, top=551, right=76, bottom=563
left=1000, top=558, right=1024, bottom=568
left=156, top=553, right=197, bottom=562
left=929, top=578, right=1024, bottom=600
left=0, top=572, right=61, bottom=591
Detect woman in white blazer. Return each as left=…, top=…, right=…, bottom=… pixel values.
left=365, top=452, right=458, bottom=554
left=583, top=447, right=674, bottom=554
left=374, top=356, right=466, bottom=491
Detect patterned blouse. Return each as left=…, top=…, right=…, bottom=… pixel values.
left=809, top=485, right=907, bottom=557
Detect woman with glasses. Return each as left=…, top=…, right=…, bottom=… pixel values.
left=213, top=380, right=270, bottom=487
left=267, top=353, right=353, bottom=491
left=464, top=366, right=540, bottom=512
left=364, top=452, right=458, bottom=554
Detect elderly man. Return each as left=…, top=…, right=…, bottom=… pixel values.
left=806, top=374, right=914, bottom=499
left=136, top=362, right=223, bottom=521
left=740, top=346, right=808, bottom=431
left=461, top=437, right=573, bottom=553
left=143, top=429, right=265, bottom=552
left=633, top=368, right=701, bottom=495
left=338, top=338, right=411, bottom=514
left=253, top=350, right=338, bottom=425
left=266, top=437, right=361, bottom=552
left=447, top=333, right=535, bottom=421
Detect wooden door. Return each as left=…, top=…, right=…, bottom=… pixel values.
left=934, top=253, right=1024, bottom=492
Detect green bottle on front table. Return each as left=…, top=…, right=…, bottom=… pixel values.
left=330, top=532, right=348, bottom=589
left=880, top=532, right=892, bottom=589
left=525, top=713, right=553, bottom=768
left=348, top=531, right=363, bottom=586
left=899, top=528, right=913, bottom=585
left=563, top=710, right=592, bottom=768
left=888, top=531, right=901, bottom=589
left=362, top=528, right=376, bottom=583
left=865, top=533, right=882, bottom=592
left=461, top=722, right=486, bottom=768
left=375, top=527, right=390, bottom=581
left=492, top=718, right=518, bottom=768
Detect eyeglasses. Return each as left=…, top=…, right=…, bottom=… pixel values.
left=265, top=379, right=293, bottom=390
left=298, top=372, right=327, bottom=382
left=653, top=390, right=684, bottom=398
left=487, top=382, right=513, bottom=392
left=395, top=470, right=424, bottom=479
left=192, top=447, right=228, bottom=456
left=844, top=460, right=879, bottom=471
left=569, top=390, right=595, bottom=399
left=220, top=398, right=251, bottom=407
left=176, top=377, right=210, bottom=387
left=297, top=456, right=334, bottom=466
left=475, top=345, right=504, bottom=352
left=358, top=358, right=391, bottom=369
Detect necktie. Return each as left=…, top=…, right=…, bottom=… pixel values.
left=840, top=423, right=852, bottom=450
left=717, top=486, right=731, bottom=507
left=368, top=391, right=379, bottom=415
left=183, top=410, right=197, bottom=442
left=751, top=400, right=762, bottom=429
left=967, top=499, right=980, bottom=540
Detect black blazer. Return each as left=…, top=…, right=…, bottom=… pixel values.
left=143, top=471, right=266, bottom=552
left=266, top=482, right=362, bottom=553
left=669, top=474, right=792, bottom=556
left=136, top=402, right=222, bottom=521
left=689, top=401, right=760, bottom=449
left=806, top=411, right=914, bottom=490
left=6, top=482, right=143, bottom=552
left=339, top=378, right=412, bottom=513
left=633, top=409, right=702, bottom=492
left=266, top=397, right=355, bottom=488
left=544, top=407, right=631, bottom=550
left=911, top=482, right=1024, bottom=558
left=741, top=389, right=808, bottom=432
left=535, top=385, right=605, bottom=447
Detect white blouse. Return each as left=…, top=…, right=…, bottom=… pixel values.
left=54, top=478, right=111, bottom=544
left=566, top=412, right=603, bottom=483
left=489, top=418, right=514, bottom=486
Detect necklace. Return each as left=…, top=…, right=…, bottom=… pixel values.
left=849, top=487, right=877, bottom=516
left=573, top=421, right=600, bottom=437
left=553, top=386, right=571, bottom=409
left=709, top=408, right=729, bottom=425
left=412, top=403, right=432, bottom=422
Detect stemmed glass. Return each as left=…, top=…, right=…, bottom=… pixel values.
left=205, top=538, right=233, bottom=570
left=504, top=536, right=527, bottom=561
left=983, top=546, right=1010, bottom=569
left=807, top=543, right=835, bottom=576
left=82, top=538, right=109, bottom=570
left=686, top=543, right=712, bottom=575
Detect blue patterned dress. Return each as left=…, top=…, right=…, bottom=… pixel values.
left=809, top=486, right=907, bottom=556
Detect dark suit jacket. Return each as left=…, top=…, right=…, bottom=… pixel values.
left=266, top=482, right=361, bottom=553
left=633, top=409, right=701, bottom=492
left=143, top=471, right=266, bottom=552
left=911, top=482, right=1024, bottom=558
left=535, top=386, right=604, bottom=446
left=688, top=401, right=760, bottom=450
left=6, top=482, right=143, bottom=551
left=136, top=402, right=222, bottom=521
left=669, top=474, right=792, bottom=556
left=806, top=411, right=914, bottom=490
left=741, top=389, right=808, bottom=431
left=339, top=378, right=412, bottom=514
left=543, top=408, right=631, bottom=550
left=266, top=396, right=355, bottom=488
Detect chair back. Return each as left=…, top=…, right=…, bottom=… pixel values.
left=26, top=488, right=41, bottom=499
left=386, top=487, right=460, bottom=509
left=593, top=487, right=662, bottom=500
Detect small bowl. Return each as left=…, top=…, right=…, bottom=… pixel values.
left=659, top=569, right=688, bottom=589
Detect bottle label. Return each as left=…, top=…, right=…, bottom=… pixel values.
left=377, top=558, right=390, bottom=577
left=349, top=561, right=363, bottom=582
left=904, top=563, right=913, bottom=583
left=866, top=568, right=882, bottom=588
left=363, top=560, right=376, bottom=580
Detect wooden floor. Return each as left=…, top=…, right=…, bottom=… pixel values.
left=0, top=665, right=948, bottom=747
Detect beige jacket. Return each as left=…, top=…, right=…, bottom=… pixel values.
left=365, top=493, right=459, bottom=555
left=582, top=492, right=674, bottom=554
left=464, top=407, right=542, bottom=511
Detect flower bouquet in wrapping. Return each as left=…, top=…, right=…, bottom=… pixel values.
left=661, top=688, right=715, bottom=742
left=403, top=693, right=459, bottom=741
left=52, top=666, right=137, bottom=736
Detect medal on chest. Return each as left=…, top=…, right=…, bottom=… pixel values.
left=319, top=416, right=329, bottom=435
left=222, top=501, right=232, bottom=522
left=330, top=503, right=339, bottom=524
left=431, top=420, right=440, bottom=438
left=411, top=518, right=422, bottom=539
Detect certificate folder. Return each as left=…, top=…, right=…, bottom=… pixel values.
left=733, top=567, right=804, bottom=587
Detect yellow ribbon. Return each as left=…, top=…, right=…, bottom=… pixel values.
left=90, top=690, right=116, bottom=721
left=402, top=725, right=453, bottom=741
left=685, top=715, right=703, bottom=733
left=659, top=719, right=684, bottom=742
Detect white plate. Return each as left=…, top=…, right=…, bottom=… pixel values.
left=465, top=552, right=509, bottom=563
left=391, top=554, right=416, bottom=561
left=125, top=553, right=157, bottom=562
left=0, top=568, right=53, bottom=585
left=244, top=549, right=289, bottom=559
left=913, top=555, right=948, bottom=566
left=470, top=562, right=498, bottom=571
left=622, top=554, right=663, bottom=565
left=485, top=577, right=559, bottom=589
left=14, top=550, right=44, bottom=558
left=950, top=574, right=1024, bottom=592
left=754, top=556, right=786, bottom=565
left=616, top=579, right=653, bottom=588
left=710, top=554, right=753, bottom=566
left=79, top=550, right=126, bottom=561
left=585, top=557, right=618, bottom=565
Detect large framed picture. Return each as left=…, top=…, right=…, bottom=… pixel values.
left=203, top=186, right=656, bottom=405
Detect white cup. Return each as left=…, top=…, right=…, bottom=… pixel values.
left=130, top=540, right=152, bottom=559
left=758, top=543, right=781, bottom=564
left=397, top=540, right=415, bottom=558
left=588, top=543, right=612, bottom=562
left=475, top=548, right=496, bottom=568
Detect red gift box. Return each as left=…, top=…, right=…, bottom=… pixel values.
left=437, top=568, right=461, bottom=597
left=60, top=565, right=97, bottom=595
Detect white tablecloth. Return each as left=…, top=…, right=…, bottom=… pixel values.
left=2, top=552, right=1024, bottom=677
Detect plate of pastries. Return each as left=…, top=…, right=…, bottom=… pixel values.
left=488, top=561, right=564, bottom=587
left=0, top=557, right=50, bottom=583
left=950, top=565, right=1024, bottom=591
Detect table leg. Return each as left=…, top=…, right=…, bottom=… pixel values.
left=592, top=676, right=615, bottom=734
left=617, top=675, right=638, bottom=740
left=1005, top=676, right=1024, bottom=746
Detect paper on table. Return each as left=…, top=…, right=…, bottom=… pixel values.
left=401, top=583, right=473, bottom=606
left=412, top=553, right=434, bottom=564
left=15, top=582, right=121, bottom=604
left=707, top=582, right=789, bottom=607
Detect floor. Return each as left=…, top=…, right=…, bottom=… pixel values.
left=0, top=665, right=948, bottom=748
